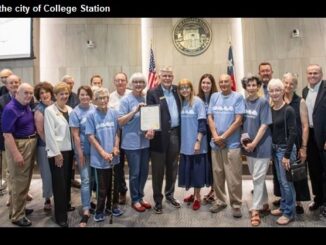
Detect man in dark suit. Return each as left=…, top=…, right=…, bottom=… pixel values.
left=146, top=66, right=181, bottom=214
left=302, top=64, right=326, bottom=219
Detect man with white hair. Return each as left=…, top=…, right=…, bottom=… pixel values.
left=3, top=83, right=36, bottom=226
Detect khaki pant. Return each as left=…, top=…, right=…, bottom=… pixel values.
left=1, top=150, right=11, bottom=192
left=6, top=138, right=37, bottom=222
left=211, top=148, right=242, bottom=208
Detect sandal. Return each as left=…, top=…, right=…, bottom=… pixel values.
left=276, top=215, right=292, bottom=225
left=250, top=212, right=261, bottom=226
left=79, top=214, right=90, bottom=227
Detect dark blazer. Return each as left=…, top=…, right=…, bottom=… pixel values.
left=303, top=80, right=326, bottom=150
left=67, top=92, right=79, bottom=109
left=0, top=86, right=8, bottom=97
left=0, top=93, right=12, bottom=150
left=146, top=84, right=181, bottom=153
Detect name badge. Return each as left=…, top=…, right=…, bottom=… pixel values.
left=159, top=96, right=165, bottom=100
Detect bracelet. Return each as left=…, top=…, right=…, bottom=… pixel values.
left=301, top=145, right=307, bottom=148
left=196, top=139, right=201, bottom=143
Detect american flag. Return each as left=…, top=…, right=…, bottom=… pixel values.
left=148, top=48, right=157, bottom=89
left=227, top=45, right=237, bottom=91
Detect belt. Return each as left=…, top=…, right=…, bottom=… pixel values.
left=15, top=134, right=37, bottom=140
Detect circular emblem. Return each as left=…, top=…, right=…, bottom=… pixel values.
left=173, top=18, right=212, bottom=56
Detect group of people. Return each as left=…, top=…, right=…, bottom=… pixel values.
left=0, top=62, right=325, bottom=227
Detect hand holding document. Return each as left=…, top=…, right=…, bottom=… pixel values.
left=140, top=105, right=161, bottom=131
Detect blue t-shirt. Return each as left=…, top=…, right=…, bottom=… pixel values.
left=118, top=93, right=149, bottom=150
left=208, top=91, right=245, bottom=150
left=181, top=97, right=207, bottom=155
left=242, top=97, right=272, bottom=158
left=85, top=108, right=120, bottom=169
left=35, top=102, right=48, bottom=147
left=69, top=104, right=95, bottom=156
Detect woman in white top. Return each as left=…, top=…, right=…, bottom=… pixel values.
left=44, top=82, right=74, bottom=228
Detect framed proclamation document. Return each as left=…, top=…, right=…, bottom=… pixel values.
left=140, top=105, right=161, bottom=131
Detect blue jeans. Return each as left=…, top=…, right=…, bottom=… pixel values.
left=125, top=148, right=150, bottom=204
left=77, top=155, right=91, bottom=211
left=37, top=146, right=53, bottom=199
left=272, top=144, right=296, bottom=219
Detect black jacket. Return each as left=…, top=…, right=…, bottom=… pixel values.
left=146, top=84, right=181, bottom=152
left=302, top=80, right=326, bottom=150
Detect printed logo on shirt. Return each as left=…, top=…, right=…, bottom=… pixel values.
left=96, top=121, right=115, bottom=130
left=245, top=109, right=258, bottom=119
left=212, top=105, right=234, bottom=112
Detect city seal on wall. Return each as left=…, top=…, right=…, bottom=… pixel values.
left=173, top=18, right=212, bottom=56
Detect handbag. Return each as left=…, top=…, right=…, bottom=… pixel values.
left=282, top=106, right=307, bottom=182
left=286, top=159, right=307, bottom=182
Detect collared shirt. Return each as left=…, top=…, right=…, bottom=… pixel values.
left=161, top=85, right=179, bottom=128
left=263, top=84, right=269, bottom=101
left=306, top=80, right=322, bottom=127
left=2, top=98, right=35, bottom=138
left=108, top=89, right=132, bottom=110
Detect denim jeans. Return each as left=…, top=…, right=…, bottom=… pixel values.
left=272, top=144, right=296, bottom=219
left=77, top=155, right=92, bottom=211
left=37, top=146, right=53, bottom=199
left=125, top=148, right=150, bottom=204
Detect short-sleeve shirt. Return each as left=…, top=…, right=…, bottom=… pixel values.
left=118, top=93, right=149, bottom=150
left=86, top=108, right=119, bottom=169
left=69, top=104, right=95, bottom=155
left=2, top=98, right=35, bottom=138
left=181, top=97, right=207, bottom=155
left=208, top=91, right=245, bottom=149
left=242, top=97, right=272, bottom=158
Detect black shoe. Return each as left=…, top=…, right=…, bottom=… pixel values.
left=153, top=203, right=163, bottom=214
left=25, top=208, right=34, bottom=216
left=57, top=221, right=68, bottom=228
left=12, top=217, right=32, bottom=227
left=296, top=205, right=304, bottom=214
left=67, top=206, right=76, bottom=212
left=272, top=199, right=281, bottom=207
left=309, top=202, right=321, bottom=211
left=166, top=197, right=181, bottom=208
left=90, top=202, right=97, bottom=210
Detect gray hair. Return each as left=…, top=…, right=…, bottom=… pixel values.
left=268, top=78, right=284, bottom=91
left=61, top=75, right=74, bottom=83
left=93, top=87, right=109, bottom=100
left=129, top=72, right=147, bottom=86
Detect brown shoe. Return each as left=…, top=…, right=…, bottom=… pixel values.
left=26, top=193, right=33, bottom=202
left=119, top=193, right=127, bottom=205
left=71, top=180, right=81, bottom=189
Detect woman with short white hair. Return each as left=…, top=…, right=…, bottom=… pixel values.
left=118, top=72, right=154, bottom=212
left=269, top=78, right=297, bottom=225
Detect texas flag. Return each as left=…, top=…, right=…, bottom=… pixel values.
left=227, top=45, right=237, bottom=91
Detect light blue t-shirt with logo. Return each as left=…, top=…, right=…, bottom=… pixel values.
left=181, top=96, right=207, bottom=155
left=86, top=108, right=120, bottom=169
left=208, top=91, right=245, bottom=150
left=69, top=104, right=96, bottom=156
left=242, top=97, right=272, bottom=158
left=118, top=93, right=149, bottom=150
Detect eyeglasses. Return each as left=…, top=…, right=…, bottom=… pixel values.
left=179, top=86, right=191, bottom=91
left=96, top=96, right=109, bottom=101
left=132, top=81, right=145, bottom=84
left=115, top=79, right=126, bottom=83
